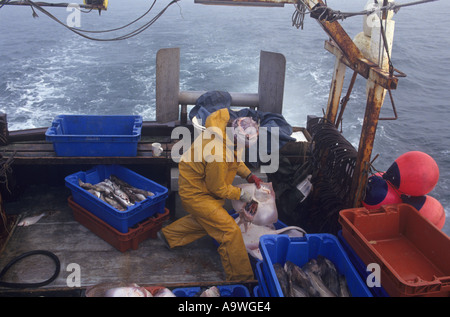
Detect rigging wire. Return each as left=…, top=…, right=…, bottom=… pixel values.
left=0, top=0, right=11, bottom=9
left=1, top=0, right=438, bottom=41
left=292, top=0, right=306, bottom=29
left=4, top=0, right=179, bottom=41
left=294, top=0, right=438, bottom=24
left=72, top=0, right=158, bottom=34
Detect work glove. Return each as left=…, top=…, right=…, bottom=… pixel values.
left=240, top=188, right=253, bottom=203
left=247, top=173, right=262, bottom=189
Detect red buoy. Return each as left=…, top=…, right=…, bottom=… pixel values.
left=363, top=172, right=402, bottom=210
left=383, top=151, right=439, bottom=196
left=402, top=195, right=446, bottom=229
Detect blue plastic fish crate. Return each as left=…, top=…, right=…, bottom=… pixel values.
left=259, top=234, right=373, bottom=297
left=255, top=261, right=270, bottom=297
left=172, top=285, right=250, bottom=297
left=65, top=165, right=168, bottom=233
left=45, top=115, right=142, bottom=157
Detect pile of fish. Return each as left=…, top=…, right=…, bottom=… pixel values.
left=274, top=256, right=351, bottom=297
left=104, top=285, right=176, bottom=297
left=85, top=283, right=220, bottom=297
left=85, top=283, right=176, bottom=297
left=78, top=174, right=154, bottom=211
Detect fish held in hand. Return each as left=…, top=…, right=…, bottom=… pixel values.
left=236, top=200, right=258, bottom=232
left=232, top=183, right=278, bottom=229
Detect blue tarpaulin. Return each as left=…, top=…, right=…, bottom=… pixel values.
left=189, top=91, right=295, bottom=152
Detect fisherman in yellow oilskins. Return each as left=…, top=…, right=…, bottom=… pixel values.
left=158, top=108, right=262, bottom=281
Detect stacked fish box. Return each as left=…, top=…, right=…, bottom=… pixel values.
left=65, top=165, right=169, bottom=251
left=257, top=234, right=373, bottom=297
left=68, top=196, right=169, bottom=252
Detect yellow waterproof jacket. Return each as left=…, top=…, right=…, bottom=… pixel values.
left=178, top=108, right=251, bottom=215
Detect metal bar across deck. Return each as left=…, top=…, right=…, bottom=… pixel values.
left=1, top=135, right=176, bottom=165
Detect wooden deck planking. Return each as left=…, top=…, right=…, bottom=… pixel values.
left=0, top=184, right=227, bottom=291
left=0, top=135, right=178, bottom=165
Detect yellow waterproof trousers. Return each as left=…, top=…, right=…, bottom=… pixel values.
left=161, top=207, right=254, bottom=281
left=162, top=108, right=254, bottom=281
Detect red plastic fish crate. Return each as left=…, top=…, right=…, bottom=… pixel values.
left=68, top=196, right=169, bottom=252
left=339, top=204, right=450, bottom=297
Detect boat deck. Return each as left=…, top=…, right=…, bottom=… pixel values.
left=0, top=121, right=307, bottom=296
left=0, top=183, right=257, bottom=296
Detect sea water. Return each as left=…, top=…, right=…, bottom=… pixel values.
left=0, top=0, right=449, bottom=235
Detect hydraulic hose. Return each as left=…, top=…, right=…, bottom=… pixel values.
left=0, top=250, right=60, bottom=289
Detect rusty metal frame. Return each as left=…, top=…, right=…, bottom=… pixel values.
left=198, top=0, right=403, bottom=207
left=288, top=0, right=401, bottom=206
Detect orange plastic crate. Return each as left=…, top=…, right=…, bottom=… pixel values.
left=68, top=196, right=169, bottom=252
left=339, top=204, right=450, bottom=297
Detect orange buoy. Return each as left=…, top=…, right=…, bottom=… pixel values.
left=383, top=151, right=439, bottom=196
left=402, top=195, right=446, bottom=229
left=363, top=173, right=402, bottom=210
